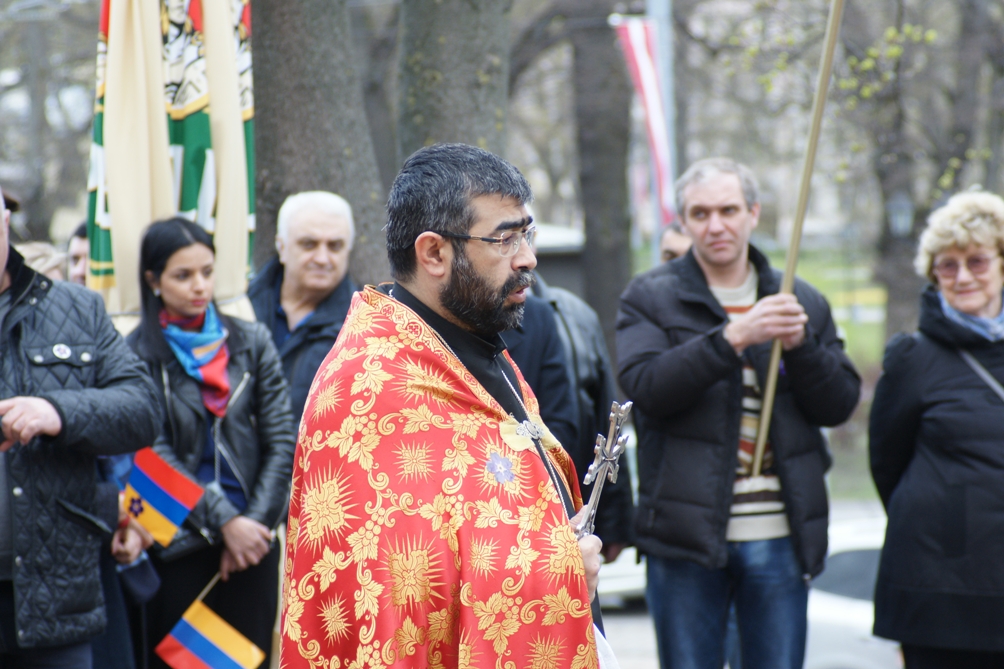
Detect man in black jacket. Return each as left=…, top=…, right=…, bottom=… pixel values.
left=531, top=274, right=635, bottom=563
left=0, top=189, right=161, bottom=666
left=504, top=293, right=579, bottom=467
left=616, top=158, right=860, bottom=669
left=249, top=191, right=358, bottom=420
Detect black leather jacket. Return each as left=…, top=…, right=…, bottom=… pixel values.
left=532, top=275, right=635, bottom=547
left=127, top=314, right=296, bottom=539
left=616, top=246, right=860, bottom=577
left=0, top=247, right=161, bottom=648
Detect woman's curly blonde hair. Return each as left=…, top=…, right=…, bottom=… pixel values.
left=915, top=191, right=1004, bottom=280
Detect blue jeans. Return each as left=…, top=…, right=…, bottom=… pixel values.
left=646, top=537, right=808, bottom=669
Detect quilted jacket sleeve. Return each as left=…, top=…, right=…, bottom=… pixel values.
left=41, top=291, right=162, bottom=455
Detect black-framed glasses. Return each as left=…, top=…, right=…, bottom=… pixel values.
left=437, top=225, right=537, bottom=258
left=932, top=254, right=999, bottom=279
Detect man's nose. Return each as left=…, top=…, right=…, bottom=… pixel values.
left=310, top=248, right=334, bottom=266
left=512, top=238, right=537, bottom=271
left=707, top=212, right=726, bottom=232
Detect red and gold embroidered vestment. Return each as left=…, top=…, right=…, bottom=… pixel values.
left=280, top=287, right=598, bottom=669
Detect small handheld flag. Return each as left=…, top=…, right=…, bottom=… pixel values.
left=156, top=575, right=265, bottom=669
left=125, top=447, right=205, bottom=546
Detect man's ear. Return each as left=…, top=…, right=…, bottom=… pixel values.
left=275, top=235, right=286, bottom=262
left=413, top=231, right=452, bottom=279
left=749, top=202, right=761, bottom=229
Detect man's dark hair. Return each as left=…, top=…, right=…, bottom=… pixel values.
left=385, top=143, right=532, bottom=280
left=72, top=221, right=88, bottom=239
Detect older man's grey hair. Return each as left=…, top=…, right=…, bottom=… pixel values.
left=674, top=157, right=760, bottom=215
left=276, top=191, right=355, bottom=247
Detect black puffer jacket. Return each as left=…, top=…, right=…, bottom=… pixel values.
left=0, top=248, right=161, bottom=648
left=871, top=287, right=1004, bottom=651
left=248, top=258, right=356, bottom=421
left=127, top=315, right=295, bottom=537
left=616, top=246, right=860, bottom=576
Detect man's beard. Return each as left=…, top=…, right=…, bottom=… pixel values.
left=440, top=248, right=534, bottom=337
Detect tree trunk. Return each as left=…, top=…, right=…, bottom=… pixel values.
left=251, top=0, right=388, bottom=284
left=395, top=0, right=511, bottom=161
left=22, top=20, right=54, bottom=241
left=569, top=0, right=633, bottom=369
left=352, top=5, right=400, bottom=193
left=840, top=0, right=922, bottom=337
left=868, top=0, right=986, bottom=338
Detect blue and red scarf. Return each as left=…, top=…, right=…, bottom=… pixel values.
left=159, top=303, right=231, bottom=417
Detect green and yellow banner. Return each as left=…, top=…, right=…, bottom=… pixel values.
left=88, top=0, right=255, bottom=330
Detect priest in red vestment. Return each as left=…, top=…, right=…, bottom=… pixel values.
left=280, top=144, right=605, bottom=669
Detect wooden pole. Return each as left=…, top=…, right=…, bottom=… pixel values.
left=196, top=572, right=222, bottom=603
left=751, top=0, right=846, bottom=477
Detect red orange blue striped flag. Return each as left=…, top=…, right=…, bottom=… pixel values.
left=125, top=447, right=204, bottom=546
left=156, top=599, right=265, bottom=669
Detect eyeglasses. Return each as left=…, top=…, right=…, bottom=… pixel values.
left=437, top=225, right=537, bottom=258
left=932, top=254, right=999, bottom=279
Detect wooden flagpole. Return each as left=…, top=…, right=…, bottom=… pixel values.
left=751, top=0, right=846, bottom=477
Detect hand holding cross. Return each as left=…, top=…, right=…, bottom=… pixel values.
left=575, top=401, right=632, bottom=540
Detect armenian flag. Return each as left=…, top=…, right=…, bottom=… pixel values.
left=125, top=447, right=204, bottom=546
left=156, top=600, right=265, bottom=669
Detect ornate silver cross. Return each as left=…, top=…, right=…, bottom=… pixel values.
left=515, top=419, right=544, bottom=440
left=575, top=401, right=633, bottom=539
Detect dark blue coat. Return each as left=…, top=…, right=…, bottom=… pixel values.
left=248, top=258, right=356, bottom=421
left=504, top=295, right=579, bottom=470
left=870, top=288, right=1004, bottom=651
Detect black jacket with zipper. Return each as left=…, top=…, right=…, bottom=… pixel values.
left=0, top=247, right=161, bottom=648
left=616, top=246, right=860, bottom=577
left=126, top=314, right=296, bottom=539
left=248, top=257, right=356, bottom=421
left=870, top=287, right=1004, bottom=651
left=530, top=274, right=635, bottom=548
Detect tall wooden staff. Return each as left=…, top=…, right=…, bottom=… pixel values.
left=751, top=0, right=847, bottom=477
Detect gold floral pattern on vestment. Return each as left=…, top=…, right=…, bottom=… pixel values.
left=280, top=287, right=596, bottom=669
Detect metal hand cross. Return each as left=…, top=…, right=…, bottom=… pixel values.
left=575, top=401, right=633, bottom=539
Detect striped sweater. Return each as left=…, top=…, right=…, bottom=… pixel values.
left=709, top=267, right=790, bottom=542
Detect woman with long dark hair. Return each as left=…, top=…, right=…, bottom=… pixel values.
left=127, top=217, right=295, bottom=668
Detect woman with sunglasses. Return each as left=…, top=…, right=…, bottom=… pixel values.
left=870, top=191, right=1004, bottom=668
left=127, top=218, right=295, bottom=668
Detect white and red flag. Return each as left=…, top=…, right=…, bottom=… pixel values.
left=615, top=17, right=676, bottom=228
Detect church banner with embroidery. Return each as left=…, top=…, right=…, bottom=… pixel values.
left=87, top=0, right=254, bottom=321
